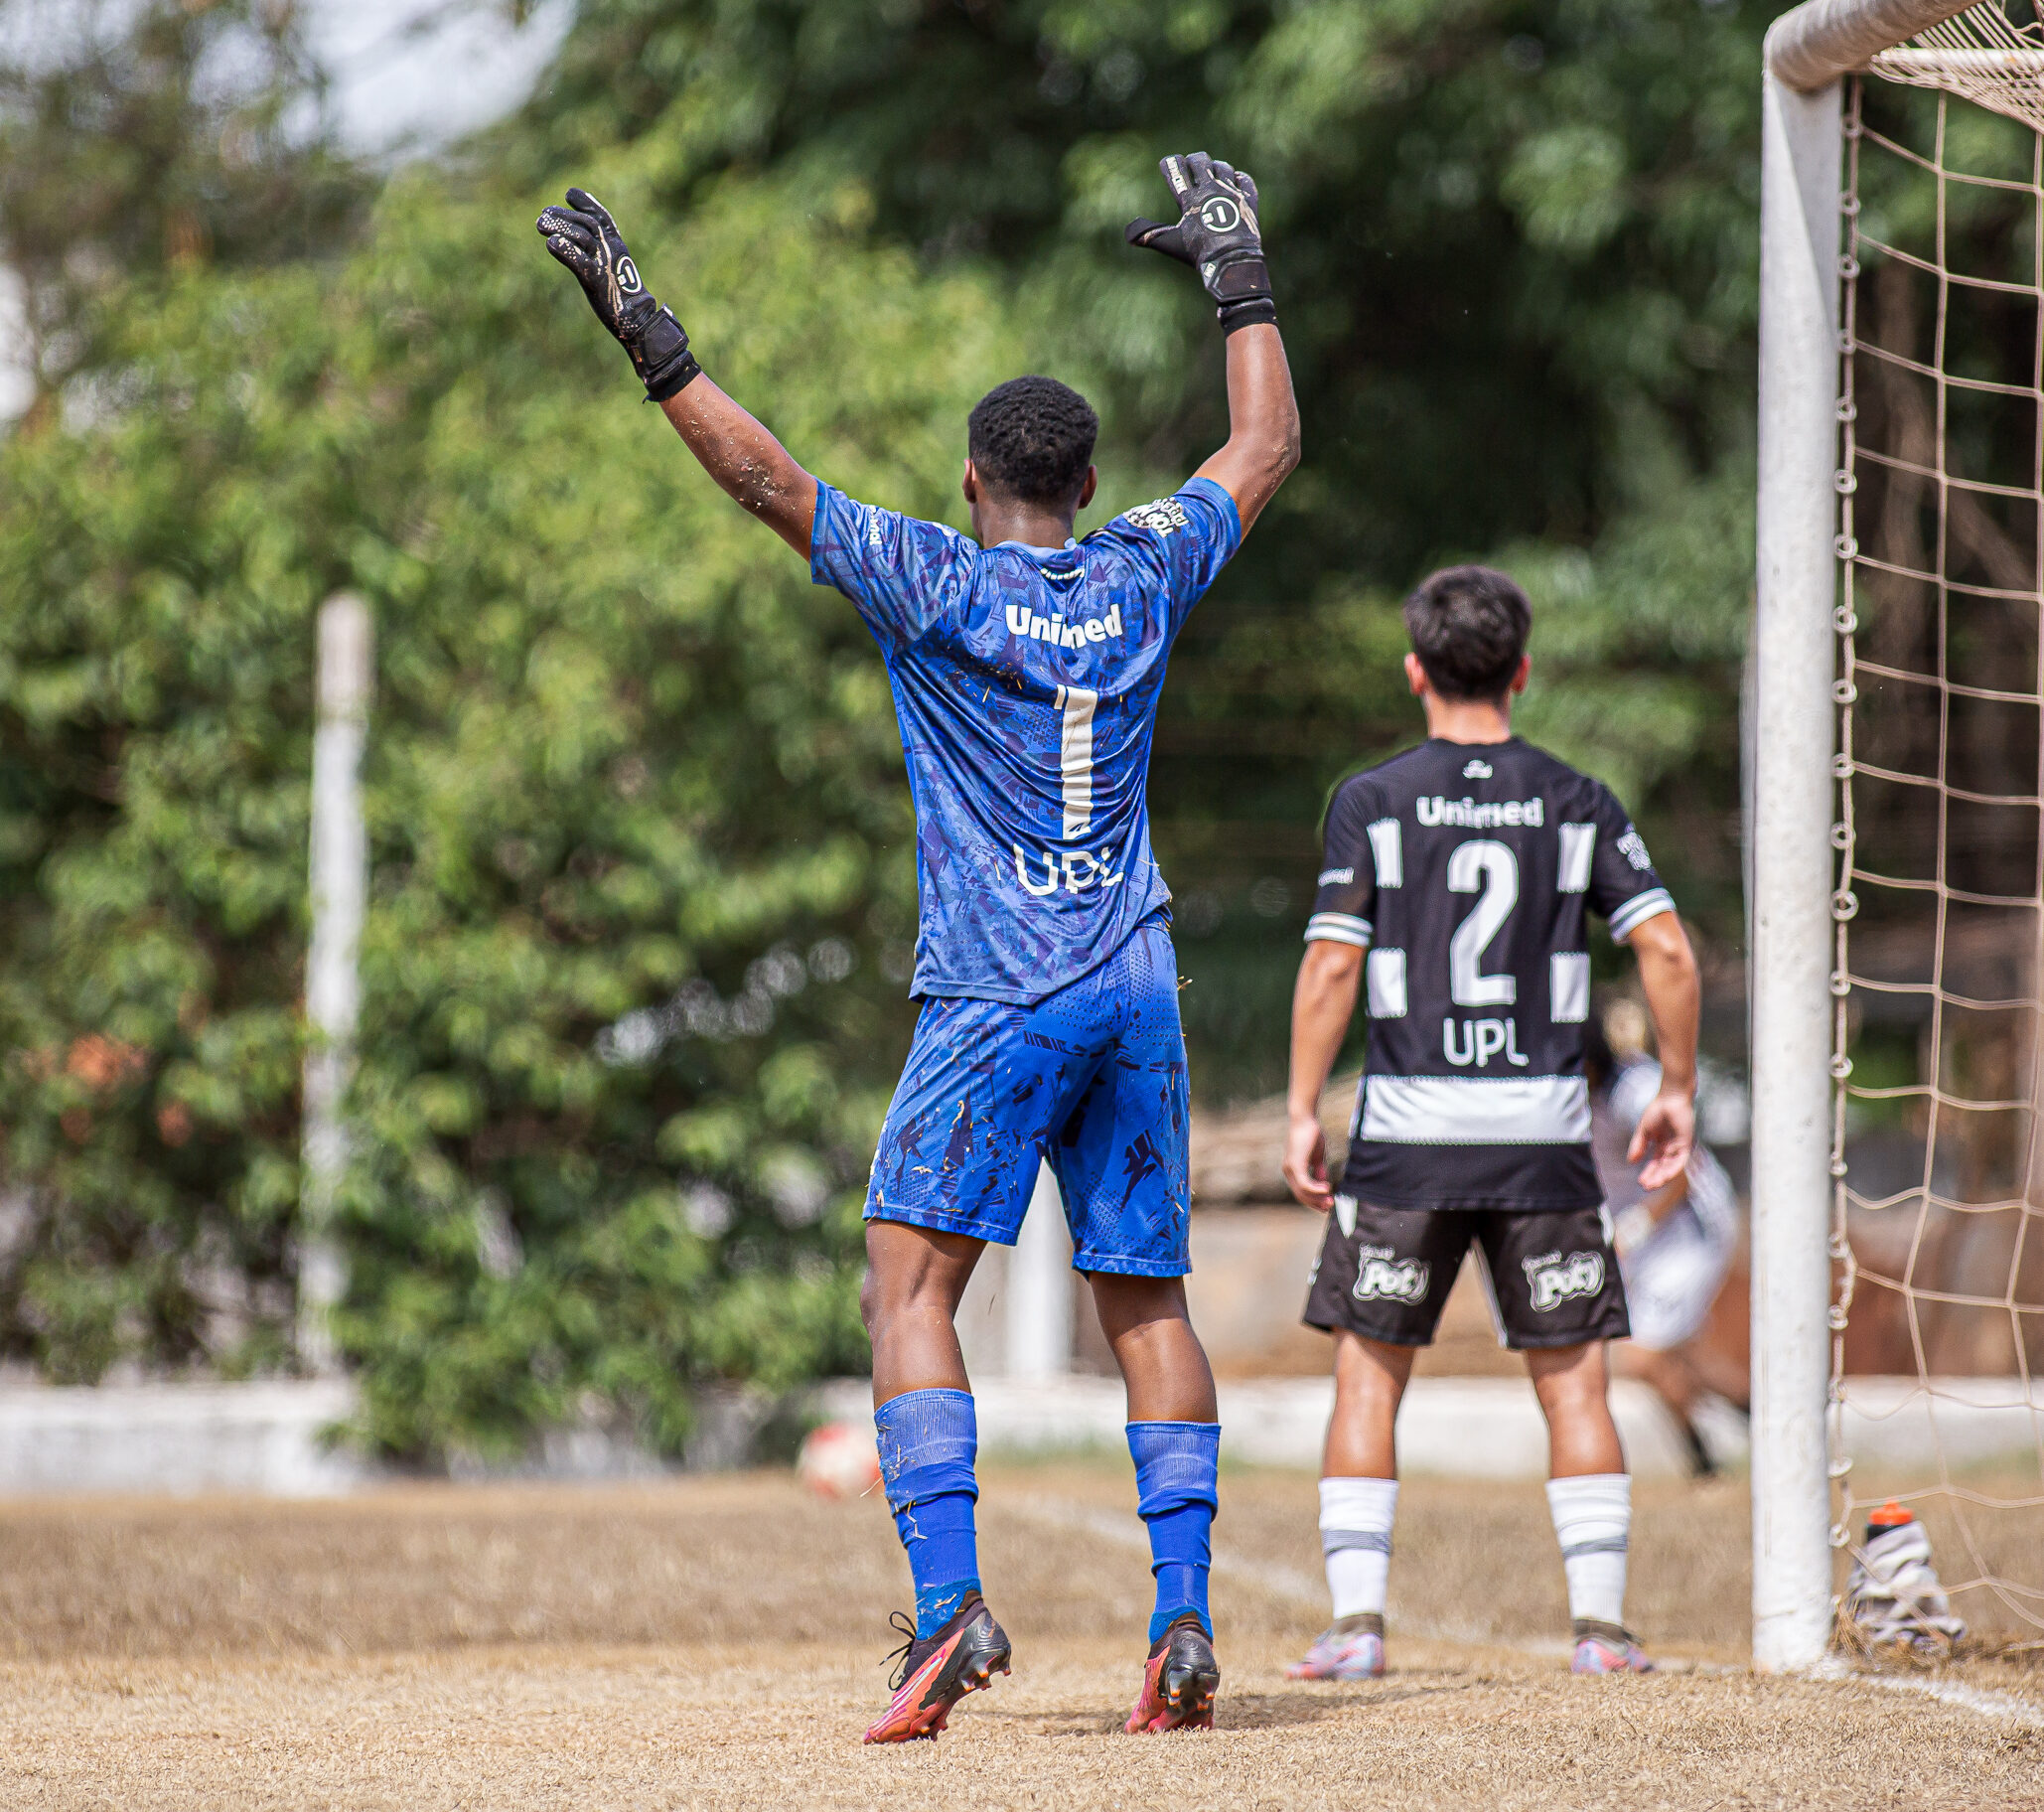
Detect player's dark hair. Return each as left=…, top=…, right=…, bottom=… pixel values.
left=1402, top=564, right=1533, bottom=701
left=967, top=376, right=1098, bottom=510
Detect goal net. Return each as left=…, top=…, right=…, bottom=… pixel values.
left=1830, top=2, right=2044, bottom=1652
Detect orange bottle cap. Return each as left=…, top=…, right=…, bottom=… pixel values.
left=1868, top=1499, right=1913, bottom=1527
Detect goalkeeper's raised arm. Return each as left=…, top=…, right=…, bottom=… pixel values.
left=538, top=154, right=1297, bottom=553
left=535, top=188, right=819, bottom=557
left=1125, top=152, right=1299, bottom=531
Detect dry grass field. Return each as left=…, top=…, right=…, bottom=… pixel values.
left=0, top=1463, right=2037, bottom=1810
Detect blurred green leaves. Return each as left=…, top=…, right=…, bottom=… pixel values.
left=0, top=0, right=1791, bottom=1438
left=0, top=145, right=1070, bottom=1452
left=1502, top=126, right=1630, bottom=254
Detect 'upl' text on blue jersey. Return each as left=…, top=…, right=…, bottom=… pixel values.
left=810, top=476, right=1241, bottom=1003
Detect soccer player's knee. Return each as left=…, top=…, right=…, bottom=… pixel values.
left=1534, top=1350, right=1613, bottom=1420
left=860, top=1264, right=923, bottom=1337
left=1089, top=1274, right=1189, bottom=1342
left=864, top=1248, right=967, bottom=1336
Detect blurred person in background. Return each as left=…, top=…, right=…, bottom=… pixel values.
left=1590, top=1000, right=1748, bottom=1477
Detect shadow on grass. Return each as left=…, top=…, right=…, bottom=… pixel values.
left=987, top=1676, right=1486, bottom=1738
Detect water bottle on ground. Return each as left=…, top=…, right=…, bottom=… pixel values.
left=1844, top=1501, right=1967, bottom=1648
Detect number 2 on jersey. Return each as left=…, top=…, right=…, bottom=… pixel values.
left=1446, top=839, right=1518, bottom=1006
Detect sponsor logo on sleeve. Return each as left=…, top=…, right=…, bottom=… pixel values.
left=1617, top=828, right=1655, bottom=871
left=1121, top=498, right=1191, bottom=537
left=1352, top=1246, right=1430, bottom=1305
left=1523, top=1250, right=1605, bottom=1312
left=1318, top=866, right=1355, bottom=886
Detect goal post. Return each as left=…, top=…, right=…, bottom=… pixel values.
left=1755, top=0, right=2044, bottom=1673
left=1754, top=0, right=1977, bottom=1674
left=1752, top=38, right=1844, bottom=1674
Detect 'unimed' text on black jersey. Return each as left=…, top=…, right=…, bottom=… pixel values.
left=1308, top=737, right=1675, bottom=1211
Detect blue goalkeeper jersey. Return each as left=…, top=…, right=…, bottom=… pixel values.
left=810, top=475, right=1241, bottom=1004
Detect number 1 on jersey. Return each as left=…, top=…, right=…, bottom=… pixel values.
left=1055, top=684, right=1096, bottom=839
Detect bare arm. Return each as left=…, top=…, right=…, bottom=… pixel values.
left=1193, top=324, right=1300, bottom=536
left=658, top=378, right=819, bottom=560
left=534, top=190, right=819, bottom=560
left=1626, top=910, right=1701, bottom=1189
left=1282, top=940, right=1362, bottom=1212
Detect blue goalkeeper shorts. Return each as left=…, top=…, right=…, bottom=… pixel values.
left=865, top=916, right=1192, bottom=1277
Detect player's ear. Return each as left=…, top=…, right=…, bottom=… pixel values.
left=1077, top=466, right=1097, bottom=512
left=1510, top=655, right=1532, bottom=695
left=1403, top=652, right=1429, bottom=698
left=960, top=458, right=979, bottom=505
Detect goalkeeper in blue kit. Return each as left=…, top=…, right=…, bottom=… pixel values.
left=538, top=155, right=1299, bottom=1739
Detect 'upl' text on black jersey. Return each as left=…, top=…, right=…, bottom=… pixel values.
left=1308, top=737, right=1675, bottom=1211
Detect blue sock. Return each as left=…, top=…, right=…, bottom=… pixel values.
left=1127, top=1420, right=1220, bottom=1643
left=875, top=1388, right=981, bottom=1638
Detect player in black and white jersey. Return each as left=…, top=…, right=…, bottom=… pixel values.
left=1280, top=565, right=1701, bottom=1681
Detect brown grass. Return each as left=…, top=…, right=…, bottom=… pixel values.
left=0, top=1466, right=2038, bottom=1809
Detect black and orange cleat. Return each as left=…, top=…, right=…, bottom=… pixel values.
left=1123, top=1611, right=1220, bottom=1734
left=863, top=1595, right=1012, bottom=1743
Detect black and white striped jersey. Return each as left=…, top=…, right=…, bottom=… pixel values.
left=1307, top=737, right=1675, bottom=1211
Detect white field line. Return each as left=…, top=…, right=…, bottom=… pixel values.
left=998, top=1495, right=2044, bottom=1713
left=1006, top=1493, right=1569, bottom=1656
left=1859, top=1671, right=2044, bottom=1728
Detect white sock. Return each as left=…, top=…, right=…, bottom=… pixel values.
left=1546, top=1473, right=1631, bottom=1627
left=1319, top=1476, right=1398, bottom=1619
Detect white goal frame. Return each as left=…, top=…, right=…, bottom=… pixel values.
left=1752, top=0, right=1982, bottom=1673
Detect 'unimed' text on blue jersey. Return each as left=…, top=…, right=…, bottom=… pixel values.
left=811, top=476, right=1241, bottom=1003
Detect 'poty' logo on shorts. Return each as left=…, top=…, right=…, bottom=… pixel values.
left=1523, top=1250, right=1604, bottom=1312
left=1353, top=1254, right=1429, bottom=1305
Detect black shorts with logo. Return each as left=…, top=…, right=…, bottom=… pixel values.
left=1302, top=1200, right=1630, bottom=1351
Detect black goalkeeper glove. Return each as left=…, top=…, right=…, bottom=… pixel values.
left=1125, top=152, right=1275, bottom=334
left=535, top=188, right=703, bottom=401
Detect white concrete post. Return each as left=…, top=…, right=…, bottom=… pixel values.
left=298, top=594, right=371, bottom=1376
left=1749, top=63, right=1843, bottom=1673
left=1006, top=1161, right=1074, bottom=1381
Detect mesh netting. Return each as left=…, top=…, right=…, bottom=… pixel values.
left=1833, top=39, right=2044, bottom=1648
left=1869, top=2, right=2044, bottom=133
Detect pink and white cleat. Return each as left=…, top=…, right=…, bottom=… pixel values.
left=1570, top=1620, right=1654, bottom=1674
left=1286, top=1613, right=1387, bottom=1680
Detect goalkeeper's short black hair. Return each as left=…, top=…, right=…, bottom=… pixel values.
left=1403, top=565, right=1533, bottom=701
left=967, top=376, right=1099, bottom=509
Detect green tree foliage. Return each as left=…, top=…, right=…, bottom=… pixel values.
left=0, top=0, right=1806, bottom=1439
left=522, top=0, right=1763, bottom=575
left=0, top=0, right=366, bottom=417
left=511, top=0, right=1773, bottom=1095
left=0, top=153, right=1104, bottom=1448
